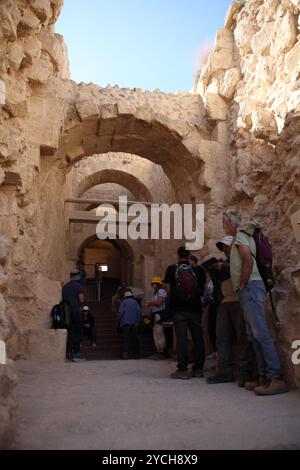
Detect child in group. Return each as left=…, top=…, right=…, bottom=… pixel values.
left=146, top=277, right=168, bottom=360
left=81, top=305, right=97, bottom=348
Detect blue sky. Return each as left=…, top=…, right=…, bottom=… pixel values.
left=56, top=0, right=232, bottom=93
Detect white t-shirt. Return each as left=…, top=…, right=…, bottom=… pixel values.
left=151, top=288, right=167, bottom=313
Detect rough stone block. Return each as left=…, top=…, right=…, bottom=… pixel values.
left=224, top=0, right=246, bottom=29
left=251, top=22, right=274, bottom=55
left=234, top=18, right=256, bottom=54
left=214, top=28, right=233, bottom=51
left=0, top=237, right=12, bottom=265
left=0, top=2, right=21, bottom=41
left=17, top=10, right=41, bottom=37
left=16, top=329, right=67, bottom=361
left=27, top=51, right=53, bottom=84
left=2, top=172, right=22, bottom=187
left=205, top=93, right=228, bottom=121
left=117, top=101, right=136, bottom=115
left=66, top=145, right=85, bottom=164
left=5, top=77, right=28, bottom=118
left=100, top=103, right=118, bottom=120
left=38, top=29, right=68, bottom=74
left=219, top=67, right=241, bottom=100
left=272, top=11, right=297, bottom=54
left=0, top=361, right=18, bottom=450
left=22, top=37, right=42, bottom=66
left=0, top=217, right=18, bottom=240
left=209, top=50, right=234, bottom=72
left=0, top=80, right=5, bottom=105
left=76, top=100, right=99, bottom=121
left=29, top=0, right=52, bottom=23
left=7, top=42, right=24, bottom=70
left=285, top=41, right=300, bottom=74
left=0, top=340, right=5, bottom=364
left=26, top=94, right=66, bottom=152
left=291, top=209, right=300, bottom=243
left=252, top=109, right=278, bottom=139
left=0, top=268, right=8, bottom=292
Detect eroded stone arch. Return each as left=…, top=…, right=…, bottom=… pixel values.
left=56, top=86, right=209, bottom=202
left=76, top=168, right=153, bottom=203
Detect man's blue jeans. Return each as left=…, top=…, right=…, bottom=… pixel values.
left=239, top=281, right=281, bottom=379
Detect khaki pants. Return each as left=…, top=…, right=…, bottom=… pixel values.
left=153, top=314, right=166, bottom=352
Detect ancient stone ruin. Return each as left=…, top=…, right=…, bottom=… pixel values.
left=1, top=0, right=300, bottom=448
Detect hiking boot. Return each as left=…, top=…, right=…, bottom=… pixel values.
left=149, top=352, right=166, bottom=360
left=170, top=369, right=190, bottom=380
left=255, top=378, right=289, bottom=396
left=206, top=374, right=234, bottom=384
left=189, top=368, right=204, bottom=378
left=245, top=376, right=269, bottom=391
left=72, top=353, right=87, bottom=362
left=238, top=377, right=252, bottom=388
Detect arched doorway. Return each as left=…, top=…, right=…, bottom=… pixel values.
left=78, top=235, right=135, bottom=289
left=77, top=235, right=154, bottom=359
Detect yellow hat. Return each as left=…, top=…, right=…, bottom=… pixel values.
left=150, top=276, right=163, bottom=286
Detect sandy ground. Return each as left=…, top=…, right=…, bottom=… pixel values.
left=12, top=359, right=300, bottom=450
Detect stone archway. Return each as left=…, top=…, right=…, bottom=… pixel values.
left=55, top=87, right=209, bottom=202
left=76, top=168, right=153, bottom=203
left=78, top=234, right=135, bottom=285
left=66, top=164, right=157, bottom=287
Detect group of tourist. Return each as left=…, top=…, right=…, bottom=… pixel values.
left=59, top=208, right=289, bottom=397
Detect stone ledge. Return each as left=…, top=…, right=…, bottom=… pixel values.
left=8, top=329, right=67, bottom=362
left=0, top=360, right=18, bottom=450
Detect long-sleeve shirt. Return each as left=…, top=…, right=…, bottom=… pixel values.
left=118, top=297, right=142, bottom=326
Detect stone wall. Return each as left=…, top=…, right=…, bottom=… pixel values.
left=0, top=0, right=299, bottom=389
left=196, top=0, right=300, bottom=386
left=0, top=361, right=18, bottom=449
left=0, top=0, right=212, bottom=355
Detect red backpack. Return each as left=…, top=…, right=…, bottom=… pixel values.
left=175, top=263, right=199, bottom=302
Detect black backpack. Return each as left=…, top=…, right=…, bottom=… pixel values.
left=175, top=263, right=199, bottom=302
left=51, top=301, right=72, bottom=329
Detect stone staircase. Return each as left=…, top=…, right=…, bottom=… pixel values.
left=81, top=279, right=155, bottom=360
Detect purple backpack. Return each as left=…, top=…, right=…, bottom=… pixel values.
left=253, top=229, right=273, bottom=266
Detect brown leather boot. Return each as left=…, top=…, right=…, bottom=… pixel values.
left=255, top=378, right=289, bottom=396
left=170, top=369, right=190, bottom=380
left=245, top=376, right=269, bottom=391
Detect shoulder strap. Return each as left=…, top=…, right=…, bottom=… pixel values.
left=238, top=230, right=256, bottom=261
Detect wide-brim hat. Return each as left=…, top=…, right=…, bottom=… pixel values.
left=123, top=291, right=133, bottom=298
left=216, top=235, right=234, bottom=252
left=150, top=277, right=163, bottom=286
left=70, top=268, right=81, bottom=281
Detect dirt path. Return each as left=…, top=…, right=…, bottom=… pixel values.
left=13, top=360, right=300, bottom=450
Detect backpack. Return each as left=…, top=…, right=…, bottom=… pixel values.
left=51, top=301, right=72, bottom=329
left=175, top=263, right=199, bottom=302
left=241, top=228, right=275, bottom=293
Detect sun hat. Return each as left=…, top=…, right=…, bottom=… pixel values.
left=70, top=268, right=81, bottom=281
left=150, top=277, right=163, bottom=286
left=216, top=235, right=234, bottom=252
